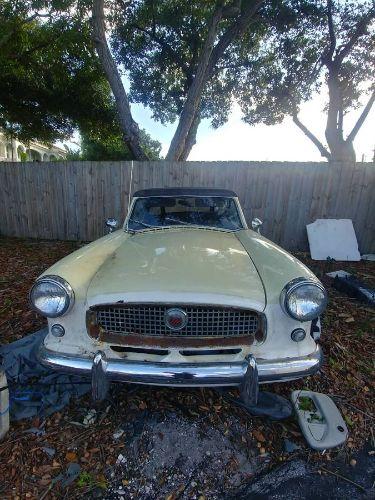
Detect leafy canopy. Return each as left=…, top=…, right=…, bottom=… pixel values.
left=110, top=1, right=326, bottom=129
left=234, top=0, right=374, bottom=161
left=110, top=0, right=268, bottom=129
left=0, top=1, right=115, bottom=143
left=67, top=127, right=162, bottom=160
left=236, top=0, right=374, bottom=125
left=0, top=0, right=161, bottom=159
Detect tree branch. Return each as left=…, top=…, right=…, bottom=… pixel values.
left=92, top=0, right=147, bottom=160
left=166, top=2, right=225, bottom=160
left=207, top=0, right=265, bottom=77
left=338, top=96, right=343, bottom=136
left=292, top=113, right=331, bottom=159
left=346, top=90, right=375, bottom=143
left=335, top=7, right=375, bottom=64
left=166, top=0, right=265, bottom=160
left=326, top=0, right=336, bottom=61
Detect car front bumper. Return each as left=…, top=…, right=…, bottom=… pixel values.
left=38, top=343, right=323, bottom=389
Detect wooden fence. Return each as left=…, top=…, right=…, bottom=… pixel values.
left=0, top=161, right=374, bottom=253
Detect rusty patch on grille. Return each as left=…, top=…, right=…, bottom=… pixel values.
left=95, top=331, right=255, bottom=348
left=86, top=307, right=265, bottom=348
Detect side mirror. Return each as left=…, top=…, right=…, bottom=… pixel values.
left=251, top=218, right=263, bottom=233
left=106, top=218, right=119, bottom=233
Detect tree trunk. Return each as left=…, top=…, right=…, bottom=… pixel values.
left=329, top=139, right=356, bottom=162
left=292, top=113, right=331, bottom=160
left=166, top=0, right=264, bottom=161
left=325, top=72, right=356, bottom=162
left=92, top=0, right=147, bottom=160
left=166, top=5, right=224, bottom=161
left=179, top=113, right=201, bottom=160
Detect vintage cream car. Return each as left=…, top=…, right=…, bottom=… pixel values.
left=31, top=188, right=327, bottom=404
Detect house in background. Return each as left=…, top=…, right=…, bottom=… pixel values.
left=0, top=130, right=66, bottom=162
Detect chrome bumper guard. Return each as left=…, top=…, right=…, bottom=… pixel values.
left=38, top=344, right=322, bottom=401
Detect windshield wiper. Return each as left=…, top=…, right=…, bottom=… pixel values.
left=127, top=217, right=154, bottom=229
left=164, top=216, right=191, bottom=225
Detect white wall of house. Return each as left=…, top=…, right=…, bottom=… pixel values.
left=0, top=132, right=66, bottom=162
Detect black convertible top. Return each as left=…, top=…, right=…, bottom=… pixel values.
left=133, top=187, right=238, bottom=198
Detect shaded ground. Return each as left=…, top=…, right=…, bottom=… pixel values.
left=0, top=237, right=374, bottom=499
left=236, top=445, right=375, bottom=500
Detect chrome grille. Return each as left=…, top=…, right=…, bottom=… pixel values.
left=94, top=304, right=261, bottom=339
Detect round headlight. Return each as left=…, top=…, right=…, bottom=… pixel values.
left=30, top=276, right=74, bottom=318
left=281, top=277, right=327, bottom=322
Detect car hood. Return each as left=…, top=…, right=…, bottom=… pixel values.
left=86, top=228, right=266, bottom=310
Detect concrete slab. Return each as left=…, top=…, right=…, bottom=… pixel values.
left=306, top=219, right=361, bottom=261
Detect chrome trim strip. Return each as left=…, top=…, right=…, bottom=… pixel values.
left=38, top=344, right=323, bottom=387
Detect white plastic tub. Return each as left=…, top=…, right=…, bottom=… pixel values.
left=0, top=370, right=9, bottom=440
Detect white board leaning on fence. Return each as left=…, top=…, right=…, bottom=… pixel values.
left=306, top=219, right=361, bottom=261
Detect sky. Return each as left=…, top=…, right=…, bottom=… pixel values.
left=130, top=89, right=375, bottom=162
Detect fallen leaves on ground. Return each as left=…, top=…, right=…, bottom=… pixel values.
left=0, top=237, right=80, bottom=344
left=0, top=237, right=374, bottom=499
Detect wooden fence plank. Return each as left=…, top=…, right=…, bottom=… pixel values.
left=0, top=161, right=374, bottom=253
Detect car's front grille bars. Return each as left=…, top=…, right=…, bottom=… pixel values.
left=89, top=304, right=265, bottom=345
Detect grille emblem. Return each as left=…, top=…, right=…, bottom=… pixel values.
left=164, top=308, right=188, bottom=331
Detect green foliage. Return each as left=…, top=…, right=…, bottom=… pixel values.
left=236, top=1, right=374, bottom=126
left=77, top=471, right=95, bottom=487
left=66, top=127, right=161, bottom=161
left=297, top=396, right=316, bottom=412
left=110, top=0, right=268, bottom=128
left=76, top=470, right=107, bottom=489
left=0, top=0, right=162, bottom=159
left=109, top=0, right=330, bottom=130
left=2, top=0, right=372, bottom=160
left=0, top=2, right=111, bottom=143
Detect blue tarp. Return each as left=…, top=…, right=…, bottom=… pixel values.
left=0, top=329, right=90, bottom=420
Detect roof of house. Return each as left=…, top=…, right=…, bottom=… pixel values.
left=133, top=187, right=238, bottom=198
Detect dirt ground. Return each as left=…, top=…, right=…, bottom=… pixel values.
left=0, top=237, right=374, bottom=499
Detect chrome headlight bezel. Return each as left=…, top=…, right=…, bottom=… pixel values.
left=281, top=277, right=327, bottom=322
left=29, top=275, right=74, bottom=318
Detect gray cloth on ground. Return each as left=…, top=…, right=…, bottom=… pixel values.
left=0, top=329, right=90, bottom=420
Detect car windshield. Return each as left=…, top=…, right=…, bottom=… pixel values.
left=127, top=196, right=243, bottom=231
